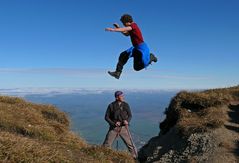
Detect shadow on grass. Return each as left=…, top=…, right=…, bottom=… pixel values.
left=226, top=104, right=239, bottom=158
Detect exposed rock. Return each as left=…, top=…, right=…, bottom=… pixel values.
left=138, top=86, right=239, bottom=163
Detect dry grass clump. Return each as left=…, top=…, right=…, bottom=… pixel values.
left=0, top=96, right=26, bottom=104
left=0, top=96, right=69, bottom=141
left=203, top=86, right=239, bottom=102
left=177, top=106, right=227, bottom=136
left=0, top=131, right=73, bottom=162
left=0, top=95, right=134, bottom=162
left=0, top=131, right=134, bottom=163
left=80, top=146, right=134, bottom=162
left=160, top=86, right=239, bottom=136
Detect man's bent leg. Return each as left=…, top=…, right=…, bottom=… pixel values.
left=133, top=49, right=145, bottom=71
left=103, top=128, right=118, bottom=148
left=108, top=51, right=131, bottom=79
left=119, top=126, right=137, bottom=158
left=116, top=51, right=130, bottom=72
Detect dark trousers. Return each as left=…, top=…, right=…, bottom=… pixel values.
left=116, top=49, right=145, bottom=72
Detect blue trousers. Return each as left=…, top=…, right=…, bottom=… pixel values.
left=116, top=42, right=150, bottom=72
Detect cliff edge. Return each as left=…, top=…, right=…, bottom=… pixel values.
left=138, top=86, right=239, bottom=163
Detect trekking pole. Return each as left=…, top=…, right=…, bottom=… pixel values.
left=125, top=124, right=138, bottom=158
left=116, top=139, right=119, bottom=151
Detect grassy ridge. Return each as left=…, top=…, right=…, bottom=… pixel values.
left=160, top=86, right=239, bottom=136
left=0, top=96, right=134, bottom=162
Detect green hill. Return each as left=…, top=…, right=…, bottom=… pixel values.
left=0, top=96, right=134, bottom=163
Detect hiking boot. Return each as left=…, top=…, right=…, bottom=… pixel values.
left=150, top=53, right=157, bottom=64
left=108, top=71, right=121, bottom=79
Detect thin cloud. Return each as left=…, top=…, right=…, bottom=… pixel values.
left=0, top=68, right=107, bottom=76
left=122, top=69, right=212, bottom=80
left=0, top=68, right=212, bottom=80
left=150, top=74, right=211, bottom=80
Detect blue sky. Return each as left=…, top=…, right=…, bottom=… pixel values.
left=0, top=0, right=238, bottom=89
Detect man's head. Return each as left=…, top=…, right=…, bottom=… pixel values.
left=114, top=90, right=124, bottom=102
left=120, top=14, right=133, bottom=26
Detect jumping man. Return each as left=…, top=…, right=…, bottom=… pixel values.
left=105, top=14, right=158, bottom=79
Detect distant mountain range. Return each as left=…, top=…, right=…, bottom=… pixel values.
left=0, top=88, right=181, bottom=96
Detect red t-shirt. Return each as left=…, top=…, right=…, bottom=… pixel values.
left=129, top=22, right=144, bottom=46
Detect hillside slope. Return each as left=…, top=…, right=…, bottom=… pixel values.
left=0, top=96, right=134, bottom=163
left=138, top=86, right=239, bottom=163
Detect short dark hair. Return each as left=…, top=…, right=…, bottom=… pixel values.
left=120, top=14, right=133, bottom=24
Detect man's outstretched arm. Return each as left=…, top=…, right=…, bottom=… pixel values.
left=113, top=23, right=130, bottom=36
left=105, top=26, right=132, bottom=33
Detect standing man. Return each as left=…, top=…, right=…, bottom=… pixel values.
left=103, top=91, right=137, bottom=159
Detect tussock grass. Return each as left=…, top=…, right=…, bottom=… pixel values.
left=0, top=95, right=134, bottom=162
left=80, top=146, right=134, bottom=162
left=177, top=106, right=227, bottom=136
left=160, top=86, right=239, bottom=136
left=0, top=97, right=69, bottom=141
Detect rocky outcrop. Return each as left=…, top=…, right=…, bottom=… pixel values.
left=138, top=86, right=239, bottom=163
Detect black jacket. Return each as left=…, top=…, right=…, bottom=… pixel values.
left=105, top=101, right=132, bottom=128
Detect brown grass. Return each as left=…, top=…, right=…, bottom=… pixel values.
left=160, top=85, right=239, bottom=136
left=177, top=106, right=227, bottom=136
left=0, top=95, right=134, bottom=163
